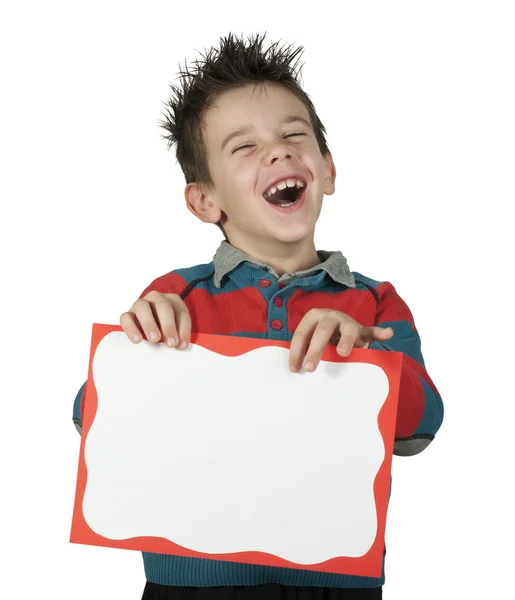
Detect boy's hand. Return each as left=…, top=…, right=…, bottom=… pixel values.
left=289, top=309, right=394, bottom=373
left=120, top=291, right=192, bottom=349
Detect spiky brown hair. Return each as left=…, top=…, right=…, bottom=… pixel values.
left=158, top=32, right=330, bottom=188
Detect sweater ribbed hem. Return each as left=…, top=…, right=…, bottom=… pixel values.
left=142, top=553, right=385, bottom=588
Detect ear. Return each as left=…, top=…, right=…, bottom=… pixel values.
left=323, top=152, right=336, bottom=195
left=184, top=182, right=222, bottom=224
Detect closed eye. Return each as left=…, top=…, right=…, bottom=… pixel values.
left=232, top=133, right=306, bottom=154
left=232, top=144, right=254, bottom=153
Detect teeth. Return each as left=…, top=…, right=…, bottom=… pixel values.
left=265, top=178, right=306, bottom=197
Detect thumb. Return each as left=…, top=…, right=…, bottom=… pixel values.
left=358, top=326, right=393, bottom=345
left=375, top=326, right=394, bottom=337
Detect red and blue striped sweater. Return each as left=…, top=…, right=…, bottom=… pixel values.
left=73, top=240, right=444, bottom=589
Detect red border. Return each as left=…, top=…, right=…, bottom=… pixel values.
left=70, top=323, right=402, bottom=578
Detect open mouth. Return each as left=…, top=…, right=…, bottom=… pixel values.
left=263, top=179, right=306, bottom=208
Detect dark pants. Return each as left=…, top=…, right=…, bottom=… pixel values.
left=142, top=582, right=382, bottom=599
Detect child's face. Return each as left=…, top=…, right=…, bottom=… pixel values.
left=189, top=82, right=335, bottom=248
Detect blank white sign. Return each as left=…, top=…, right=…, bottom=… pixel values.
left=83, top=332, right=390, bottom=564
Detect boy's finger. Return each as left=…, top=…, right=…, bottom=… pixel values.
left=371, top=326, right=394, bottom=339
left=154, top=300, right=180, bottom=347
left=120, top=311, right=145, bottom=343
left=131, top=299, right=162, bottom=343
left=336, top=332, right=359, bottom=356
left=289, top=317, right=317, bottom=372
left=335, top=320, right=362, bottom=355
left=302, top=319, right=339, bottom=372
left=120, top=305, right=155, bottom=343
left=352, top=326, right=393, bottom=347
left=170, top=296, right=192, bottom=349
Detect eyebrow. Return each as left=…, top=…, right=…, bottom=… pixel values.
left=220, top=115, right=312, bottom=151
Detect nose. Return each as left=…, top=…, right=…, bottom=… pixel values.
left=263, top=142, right=293, bottom=165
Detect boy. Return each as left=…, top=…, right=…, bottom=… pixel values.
left=73, top=33, right=444, bottom=599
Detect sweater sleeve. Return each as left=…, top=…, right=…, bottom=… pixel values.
left=72, top=380, right=87, bottom=435
left=369, top=281, right=444, bottom=457
left=137, top=270, right=188, bottom=299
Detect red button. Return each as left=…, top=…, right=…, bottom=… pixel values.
left=274, top=297, right=283, bottom=307
left=271, top=319, right=283, bottom=330
left=259, top=279, right=271, bottom=288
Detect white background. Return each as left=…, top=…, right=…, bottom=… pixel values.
left=1, top=1, right=513, bottom=598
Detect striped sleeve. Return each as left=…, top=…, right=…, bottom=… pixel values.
left=369, top=281, right=444, bottom=456
left=72, top=380, right=87, bottom=435
left=138, top=271, right=188, bottom=299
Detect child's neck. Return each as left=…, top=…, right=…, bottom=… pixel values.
left=229, top=237, right=321, bottom=277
